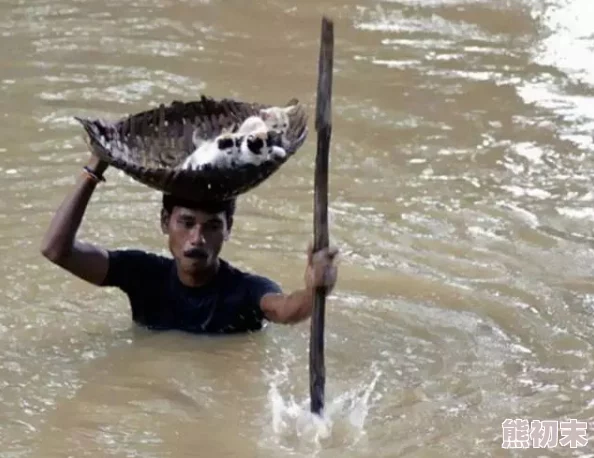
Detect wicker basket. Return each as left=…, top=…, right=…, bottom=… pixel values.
left=75, top=95, right=309, bottom=202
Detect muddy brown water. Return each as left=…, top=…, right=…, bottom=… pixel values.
left=1, top=0, right=593, bottom=457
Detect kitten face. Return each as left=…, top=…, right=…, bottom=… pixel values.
left=259, top=105, right=296, bottom=136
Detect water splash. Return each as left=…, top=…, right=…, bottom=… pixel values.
left=262, top=361, right=382, bottom=456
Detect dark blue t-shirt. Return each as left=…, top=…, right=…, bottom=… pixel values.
left=101, top=249, right=282, bottom=334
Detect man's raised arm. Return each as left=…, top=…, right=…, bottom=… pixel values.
left=40, top=155, right=110, bottom=286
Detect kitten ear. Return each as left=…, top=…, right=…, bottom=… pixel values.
left=259, top=108, right=269, bottom=120
left=283, top=104, right=298, bottom=115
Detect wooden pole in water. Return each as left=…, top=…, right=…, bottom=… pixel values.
left=310, top=15, right=334, bottom=416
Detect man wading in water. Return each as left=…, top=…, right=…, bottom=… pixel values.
left=40, top=155, right=339, bottom=334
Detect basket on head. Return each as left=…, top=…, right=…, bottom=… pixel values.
left=75, top=95, right=309, bottom=201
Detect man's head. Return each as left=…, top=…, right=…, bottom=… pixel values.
left=160, top=193, right=236, bottom=278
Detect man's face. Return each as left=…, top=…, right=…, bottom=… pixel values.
left=161, top=206, right=229, bottom=274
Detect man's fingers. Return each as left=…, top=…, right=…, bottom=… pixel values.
left=308, top=243, right=340, bottom=267
left=327, top=246, right=339, bottom=259
left=319, top=246, right=339, bottom=263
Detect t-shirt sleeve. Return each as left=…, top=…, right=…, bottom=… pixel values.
left=101, top=249, right=168, bottom=326
left=248, top=274, right=283, bottom=302
left=244, top=274, right=283, bottom=322
left=101, top=249, right=155, bottom=292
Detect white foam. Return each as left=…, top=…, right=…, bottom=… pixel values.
left=261, top=360, right=382, bottom=455
left=518, top=0, right=594, bottom=151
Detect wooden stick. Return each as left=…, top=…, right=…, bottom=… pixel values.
left=309, top=15, right=334, bottom=416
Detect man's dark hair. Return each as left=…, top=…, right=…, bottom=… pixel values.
left=161, top=193, right=236, bottom=229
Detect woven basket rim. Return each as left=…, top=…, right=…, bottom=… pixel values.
left=76, top=95, right=309, bottom=201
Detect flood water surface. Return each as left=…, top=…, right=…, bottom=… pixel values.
left=1, top=0, right=594, bottom=457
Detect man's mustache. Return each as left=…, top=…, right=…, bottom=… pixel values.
left=184, top=247, right=209, bottom=259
